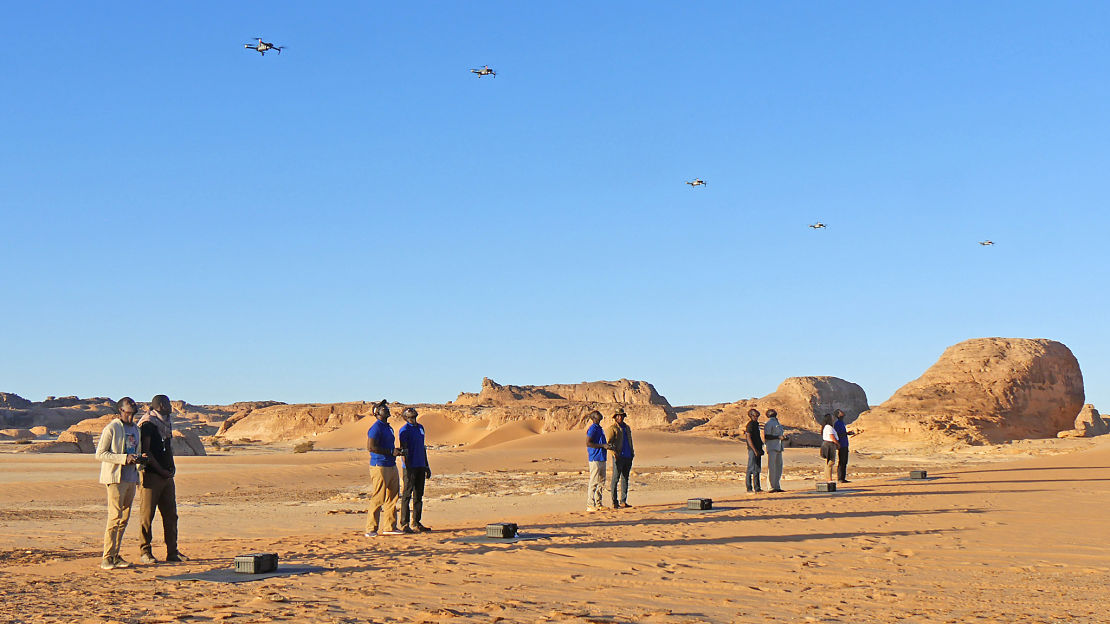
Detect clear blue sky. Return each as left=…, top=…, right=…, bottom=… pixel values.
left=2, top=2, right=1107, bottom=409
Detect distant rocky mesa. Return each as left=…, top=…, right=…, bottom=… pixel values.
left=854, top=338, right=1085, bottom=446
left=215, top=378, right=679, bottom=443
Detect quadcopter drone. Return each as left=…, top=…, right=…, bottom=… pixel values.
left=809, top=222, right=826, bottom=230
left=979, top=240, right=994, bottom=246
left=686, top=178, right=706, bottom=188
left=470, top=65, right=496, bottom=77
left=245, top=38, right=284, bottom=56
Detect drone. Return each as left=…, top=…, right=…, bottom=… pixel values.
left=979, top=240, right=994, bottom=246
left=809, top=222, right=826, bottom=230
left=686, top=178, right=706, bottom=188
left=470, top=65, right=496, bottom=78
left=244, top=38, right=284, bottom=56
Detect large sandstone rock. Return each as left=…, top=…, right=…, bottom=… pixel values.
left=172, top=430, right=207, bottom=456
left=690, top=376, right=868, bottom=432
left=0, top=392, right=33, bottom=409
left=218, top=402, right=373, bottom=443
left=855, top=338, right=1084, bottom=446
left=1063, top=404, right=1109, bottom=438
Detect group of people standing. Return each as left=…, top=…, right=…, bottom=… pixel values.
left=585, top=408, right=635, bottom=511
left=95, top=395, right=184, bottom=570
left=364, top=400, right=431, bottom=537
left=741, top=408, right=852, bottom=493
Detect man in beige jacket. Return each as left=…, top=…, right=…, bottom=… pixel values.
left=95, top=397, right=142, bottom=570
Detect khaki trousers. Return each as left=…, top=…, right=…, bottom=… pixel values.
left=366, top=465, right=400, bottom=533
left=587, top=460, right=607, bottom=509
left=103, top=482, right=137, bottom=560
left=139, top=472, right=179, bottom=557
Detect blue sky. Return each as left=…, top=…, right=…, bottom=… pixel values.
left=2, top=2, right=1107, bottom=409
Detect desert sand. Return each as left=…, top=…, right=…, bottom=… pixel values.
left=2, top=416, right=1108, bottom=624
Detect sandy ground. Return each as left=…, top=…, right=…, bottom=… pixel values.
left=1, top=424, right=1108, bottom=623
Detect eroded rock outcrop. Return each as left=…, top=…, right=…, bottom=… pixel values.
left=217, top=402, right=373, bottom=443
left=1058, top=404, right=1108, bottom=438
left=682, top=376, right=868, bottom=434
left=855, top=338, right=1084, bottom=446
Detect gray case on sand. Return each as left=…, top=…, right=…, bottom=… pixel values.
left=910, top=470, right=928, bottom=479
left=817, top=482, right=837, bottom=492
left=687, top=498, right=713, bottom=510
left=234, top=553, right=278, bottom=574
left=486, top=523, right=518, bottom=538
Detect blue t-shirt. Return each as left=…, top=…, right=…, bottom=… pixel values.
left=833, top=419, right=849, bottom=449
left=121, top=423, right=140, bottom=483
left=618, top=423, right=634, bottom=459
left=586, top=423, right=607, bottom=462
left=367, top=420, right=396, bottom=467
left=398, top=422, right=428, bottom=469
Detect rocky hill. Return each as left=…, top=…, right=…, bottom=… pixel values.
left=853, top=338, right=1084, bottom=446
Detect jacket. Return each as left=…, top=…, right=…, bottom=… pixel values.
left=605, top=422, right=634, bottom=459
left=95, top=419, right=132, bottom=485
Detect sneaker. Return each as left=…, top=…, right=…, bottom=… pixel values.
left=402, top=526, right=416, bottom=534
left=381, top=529, right=404, bottom=536
left=111, top=556, right=131, bottom=568
left=414, top=523, right=431, bottom=532
left=140, top=553, right=158, bottom=565
left=100, top=558, right=116, bottom=570
left=364, top=531, right=378, bottom=538
left=164, top=553, right=189, bottom=563
left=769, top=489, right=785, bottom=493
left=620, top=503, right=633, bottom=508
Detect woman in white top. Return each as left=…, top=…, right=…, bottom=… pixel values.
left=820, top=414, right=839, bottom=482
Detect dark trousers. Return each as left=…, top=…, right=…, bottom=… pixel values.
left=610, top=456, right=633, bottom=506
left=399, top=467, right=426, bottom=527
left=138, top=472, right=178, bottom=557
left=837, top=446, right=849, bottom=481
left=746, top=449, right=763, bottom=492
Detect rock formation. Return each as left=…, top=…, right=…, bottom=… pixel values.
left=1058, top=404, right=1108, bottom=438
left=217, top=402, right=373, bottom=443
left=680, top=376, right=868, bottom=435
left=854, top=338, right=1084, bottom=446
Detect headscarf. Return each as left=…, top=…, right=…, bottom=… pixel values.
left=138, top=403, right=173, bottom=440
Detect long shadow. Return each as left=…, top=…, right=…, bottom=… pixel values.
left=526, top=528, right=956, bottom=551
left=522, top=507, right=984, bottom=531
left=744, top=487, right=1050, bottom=503
left=956, top=466, right=1110, bottom=474
left=943, top=477, right=1110, bottom=485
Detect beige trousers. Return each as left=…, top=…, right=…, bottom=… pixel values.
left=587, top=460, right=607, bottom=508
left=366, top=465, right=400, bottom=533
left=103, top=482, right=137, bottom=560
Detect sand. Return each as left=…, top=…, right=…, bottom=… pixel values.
left=1, top=427, right=1108, bottom=623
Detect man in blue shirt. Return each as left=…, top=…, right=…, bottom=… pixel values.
left=584, top=411, right=607, bottom=512
left=365, top=400, right=403, bottom=537
left=605, top=408, right=635, bottom=509
left=397, top=407, right=431, bottom=533
left=834, top=409, right=850, bottom=483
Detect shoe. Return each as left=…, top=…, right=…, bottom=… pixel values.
left=381, top=529, right=404, bottom=536
left=769, top=489, right=785, bottom=493
left=111, top=556, right=131, bottom=568
left=364, top=531, right=378, bottom=538
left=402, top=526, right=416, bottom=534
left=585, top=506, right=598, bottom=512
left=100, top=558, right=116, bottom=570
left=414, top=523, right=431, bottom=532
left=140, top=553, right=158, bottom=564
left=164, top=553, right=189, bottom=563
left=838, top=479, right=851, bottom=483
left=620, top=503, right=632, bottom=508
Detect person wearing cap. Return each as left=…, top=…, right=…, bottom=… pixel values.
left=834, top=409, right=850, bottom=483
left=366, top=400, right=403, bottom=537
left=397, top=407, right=431, bottom=533
left=584, top=410, right=608, bottom=512
left=744, top=408, right=765, bottom=493
left=763, top=408, right=786, bottom=493
left=605, top=408, right=635, bottom=509
left=95, top=397, right=142, bottom=570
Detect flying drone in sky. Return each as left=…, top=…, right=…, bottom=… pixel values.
left=470, top=65, right=496, bottom=78
left=245, top=38, right=284, bottom=56
left=979, top=240, right=994, bottom=246
left=686, top=178, right=706, bottom=188
left=809, top=222, right=826, bottom=230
